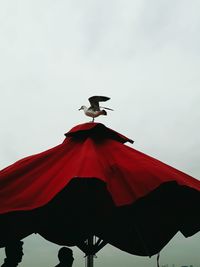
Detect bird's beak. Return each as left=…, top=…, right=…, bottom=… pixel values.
left=78, top=108, right=81, bottom=111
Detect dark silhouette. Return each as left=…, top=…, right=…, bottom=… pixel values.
left=54, top=247, right=74, bottom=267
left=1, top=241, right=24, bottom=267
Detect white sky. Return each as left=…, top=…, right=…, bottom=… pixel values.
left=0, top=0, right=200, bottom=266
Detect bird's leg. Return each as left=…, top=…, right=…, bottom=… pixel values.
left=92, top=117, right=94, bottom=123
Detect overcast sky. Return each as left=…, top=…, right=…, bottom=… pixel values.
left=0, top=0, right=200, bottom=266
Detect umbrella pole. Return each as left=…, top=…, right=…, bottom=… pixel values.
left=86, top=235, right=94, bottom=267
left=78, top=236, right=107, bottom=267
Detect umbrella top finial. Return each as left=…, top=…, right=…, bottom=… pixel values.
left=65, top=122, right=134, bottom=144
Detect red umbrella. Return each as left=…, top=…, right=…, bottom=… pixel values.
left=0, top=123, right=200, bottom=265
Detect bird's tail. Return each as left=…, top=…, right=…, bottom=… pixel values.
left=101, top=110, right=107, bottom=116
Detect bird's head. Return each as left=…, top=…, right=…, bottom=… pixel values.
left=78, top=105, right=86, bottom=111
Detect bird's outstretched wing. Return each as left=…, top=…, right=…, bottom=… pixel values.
left=100, top=106, right=114, bottom=111
left=88, top=96, right=110, bottom=111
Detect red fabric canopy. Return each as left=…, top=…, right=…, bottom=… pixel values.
left=1, top=122, right=200, bottom=257
left=0, top=122, right=200, bottom=215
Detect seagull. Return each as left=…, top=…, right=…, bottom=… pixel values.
left=79, top=96, right=113, bottom=122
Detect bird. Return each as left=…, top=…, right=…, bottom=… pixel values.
left=79, top=96, right=113, bottom=122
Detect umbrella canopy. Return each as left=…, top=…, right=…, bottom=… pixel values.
left=0, top=122, right=200, bottom=256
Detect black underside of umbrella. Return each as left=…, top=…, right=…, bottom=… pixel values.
left=0, top=178, right=200, bottom=256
